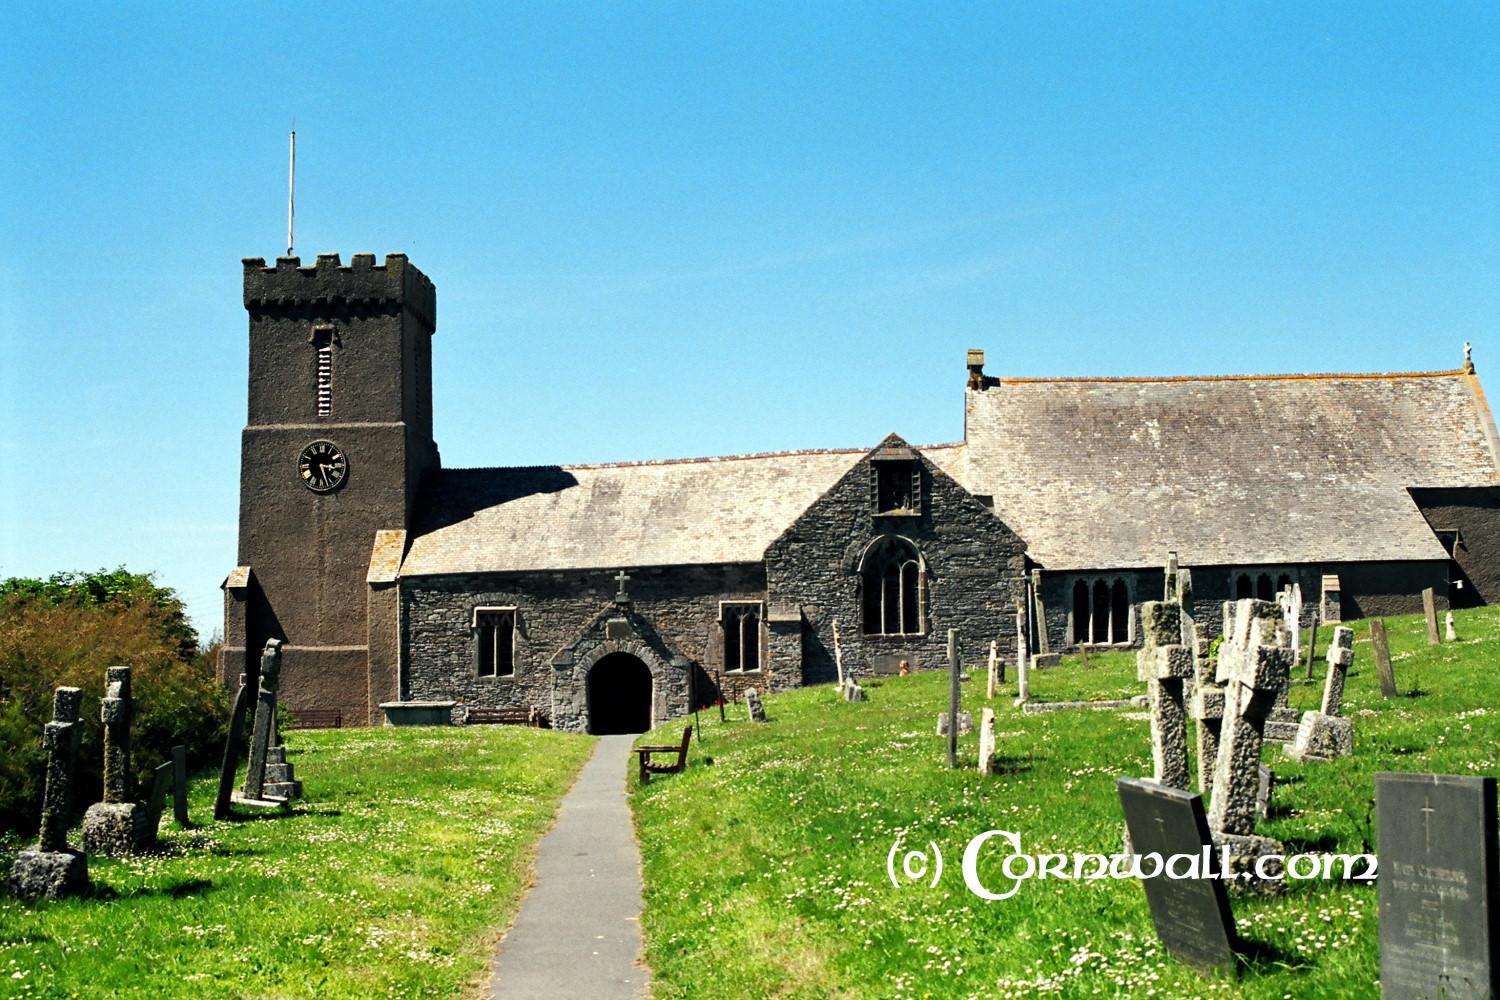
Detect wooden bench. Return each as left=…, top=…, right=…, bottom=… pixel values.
left=465, top=706, right=537, bottom=726
left=286, top=708, right=343, bottom=730
left=634, top=726, right=692, bottom=784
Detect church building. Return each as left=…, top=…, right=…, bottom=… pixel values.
left=222, top=253, right=1500, bottom=730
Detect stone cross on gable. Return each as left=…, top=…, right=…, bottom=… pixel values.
left=614, top=569, right=632, bottom=603
left=1207, top=599, right=1292, bottom=837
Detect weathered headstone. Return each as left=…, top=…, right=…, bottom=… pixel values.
left=842, top=679, right=867, bottom=702
left=141, top=745, right=192, bottom=835
left=1189, top=614, right=1224, bottom=794
left=977, top=707, right=997, bottom=776
left=986, top=640, right=999, bottom=700
left=1116, top=777, right=1238, bottom=976
left=1286, top=625, right=1356, bottom=763
left=8, top=688, right=88, bottom=901
left=1372, top=619, right=1399, bottom=699
left=1376, top=772, right=1498, bottom=999
left=746, top=688, right=766, bottom=723
left=1254, top=765, right=1273, bottom=821
left=244, top=639, right=284, bottom=799
left=1304, top=611, right=1321, bottom=681
left=947, top=629, right=961, bottom=769
left=83, top=666, right=149, bottom=856
left=1279, top=584, right=1304, bottom=666
left=1207, top=600, right=1290, bottom=880
left=1138, top=600, right=1193, bottom=790
left=1446, top=611, right=1458, bottom=643
left=1031, top=568, right=1050, bottom=655
left=1424, top=588, right=1441, bottom=645
left=1013, top=605, right=1030, bottom=705
left=936, top=711, right=974, bottom=737
left=832, top=619, right=846, bottom=688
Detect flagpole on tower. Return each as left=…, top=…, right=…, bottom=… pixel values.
left=286, top=130, right=296, bottom=257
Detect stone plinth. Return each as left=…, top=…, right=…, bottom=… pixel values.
left=7, top=849, right=88, bottom=902
left=380, top=701, right=457, bottom=726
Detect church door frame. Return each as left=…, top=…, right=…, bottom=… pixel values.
left=575, top=640, right=665, bottom=734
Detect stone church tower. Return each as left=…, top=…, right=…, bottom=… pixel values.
left=222, top=254, right=438, bottom=723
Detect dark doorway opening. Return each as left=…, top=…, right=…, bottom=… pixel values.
left=587, top=653, right=653, bottom=734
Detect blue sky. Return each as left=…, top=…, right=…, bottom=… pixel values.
left=2, top=2, right=1498, bottom=638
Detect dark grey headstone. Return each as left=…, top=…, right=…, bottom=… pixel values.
left=1377, top=773, right=1498, bottom=999
left=1371, top=619, right=1399, bottom=699
left=1116, top=777, right=1237, bottom=976
left=1422, top=588, right=1441, bottom=645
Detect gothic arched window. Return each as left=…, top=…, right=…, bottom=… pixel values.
left=861, top=536, right=925, bottom=635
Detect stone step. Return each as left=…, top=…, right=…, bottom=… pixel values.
left=265, top=762, right=295, bottom=783
left=263, top=780, right=302, bottom=801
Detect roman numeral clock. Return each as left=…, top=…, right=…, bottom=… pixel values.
left=298, top=440, right=348, bottom=492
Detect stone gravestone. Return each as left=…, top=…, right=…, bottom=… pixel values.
left=82, top=666, right=149, bottom=856
left=1371, top=619, right=1399, bottom=699
left=936, top=711, right=974, bottom=737
left=1255, top=765, right=1273, bottom=821
left=1286, top=625, right=1356, bottom=763
left=1377, top=772, right=1498, bottom=999
left=1116, top=777, right=1238, bottom=976
left=1446, top=611, right=1458, bottom=643
left=242, top=639, right=303, bottom=802
left=986, top=640, right=999, bottom=701
left=1207, top=599, right=1290, bottom=881
left=1423, top=588, right=1442, bottom=645
left=977, top=707, right=997, bottom=776
left=745, top=688, right=766, bottom=723
left=1138, top=600, right=1194, bottom=791
left=1013, top=604, right=1030, bottom=706
left=140, top=746, right=192, bottom=835
left=842, top=679, right=867, bottom=702
left=1189, top=605, right=1228, bottom=794
left=1321, top=574, right=1342, bottom=624
left=8, top=688, right=88, bottom=901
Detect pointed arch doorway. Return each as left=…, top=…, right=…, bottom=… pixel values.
left=587, top=652, right=654, bottom=734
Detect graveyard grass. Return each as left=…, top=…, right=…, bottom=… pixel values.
left=0, top=724, right=594, bottom=1000
left=631, top=607, right=1500, bottom=1000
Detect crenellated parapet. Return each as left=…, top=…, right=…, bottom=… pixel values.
left=242, top=253, right=436, bottom=332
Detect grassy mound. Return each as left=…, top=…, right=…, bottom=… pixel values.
left=0, top=724, right=595, bottom=1000
left=632, top=608, right=1500, bottom=1000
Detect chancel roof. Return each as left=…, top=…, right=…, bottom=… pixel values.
left=399, top=449, right=865, bottom=576
left=954, top=369, right=1500, bottom=571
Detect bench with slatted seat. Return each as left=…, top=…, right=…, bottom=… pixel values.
left=466, top=706, right=536, bottom=726
left=634, top=726, right=692, bottom=784
left=286, top=708, right=343, bottom=730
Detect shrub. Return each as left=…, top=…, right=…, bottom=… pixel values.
left=0, top=569, right=228, bottom=836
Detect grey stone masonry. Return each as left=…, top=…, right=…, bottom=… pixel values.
left=244, top=639, right=283, bottom=800
left=1207, top=600, right=1290, bottom=883
left=9, top=687, right=88, bottom=901
left=1138, top=597, right=1194, bottom=792
left=82, top=667, right=150, bottom=856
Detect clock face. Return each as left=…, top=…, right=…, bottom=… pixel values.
left=298, top=440, right=347, bottom=493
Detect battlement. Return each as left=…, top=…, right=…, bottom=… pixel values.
left=242, top=253, right=435, bottom=331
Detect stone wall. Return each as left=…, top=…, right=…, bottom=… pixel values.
left=399, top=563, right=765, bottom=729
left=1411, top=486, right=1500, bottom=607
left=766, top=437, right=1028, bottom=683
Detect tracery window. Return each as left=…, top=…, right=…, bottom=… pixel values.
left=1071, top=578, right=1132, bottom=645
left=721, top=603, right=762, bottom=673
left=861, top=536, right=925, bottom=635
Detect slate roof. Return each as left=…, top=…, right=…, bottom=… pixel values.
left=956, top=370, right=1500, bottom=571
left=399, top=449, right=865, bottom=575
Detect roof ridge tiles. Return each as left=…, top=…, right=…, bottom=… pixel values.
left=440, top=441, right=965, bottom=474
left=986, top=369, right=1470, bottom=386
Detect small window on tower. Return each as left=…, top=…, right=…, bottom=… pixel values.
left=474, top=608, right=516, bottom=678
left=311, top=326, right=336, bottom=417
left=873, top=460, right=920, bottom=514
